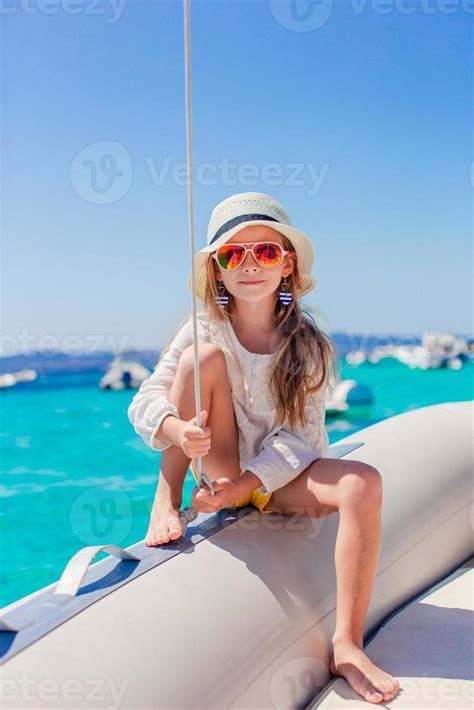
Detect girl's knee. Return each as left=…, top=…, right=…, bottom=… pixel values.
left=178, top=343, right=227, bottom=379
left=341, top=463, right=383, bottom=505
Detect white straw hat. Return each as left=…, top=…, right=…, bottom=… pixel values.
left=187, top=192, right=316, bottom=301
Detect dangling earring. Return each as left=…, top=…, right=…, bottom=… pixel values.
left=278, top=277, right=293, bottom=306
left=215, top=281, right=229, bottom=309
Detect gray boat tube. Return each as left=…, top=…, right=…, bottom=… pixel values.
left=1, top=401, right=472, bottom=709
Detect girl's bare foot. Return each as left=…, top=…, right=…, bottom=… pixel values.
left=329, top=637, right=400, bottom=704
left=145, top=496, right=184, bottom=546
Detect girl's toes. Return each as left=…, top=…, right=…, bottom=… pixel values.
left=365, top=686, right=384, bottom=703
left=359, top=677, right=383, bottom=704
left=379, top=679, right=395, bottom=697
left=381, top=675, right=399, bottom=697
left=386, top=682, right=399, bottom=697
left=382, top=685, right=397, bottom=701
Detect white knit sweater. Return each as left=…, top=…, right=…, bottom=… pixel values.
left=127, top=311, right=330, bottom=495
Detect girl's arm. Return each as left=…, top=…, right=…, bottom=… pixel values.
left=127, top=316, right=195, bottom=451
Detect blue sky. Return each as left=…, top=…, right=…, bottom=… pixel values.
left=2, top=0, right=472, bottom=355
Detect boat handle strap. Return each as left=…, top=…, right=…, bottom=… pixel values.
left=53, top=544, right=140, bottom=597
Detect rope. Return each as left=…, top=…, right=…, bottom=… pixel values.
left=179, top=0, right=216, bottom=533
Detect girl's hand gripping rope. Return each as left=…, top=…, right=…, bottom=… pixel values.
left=179, top=471, right=217, bottom=530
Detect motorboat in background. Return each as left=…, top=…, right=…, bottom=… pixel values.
left=325, top=379, right=373, bottom=416
left=397, top=332, right=470, bottom=370
left=346, top=331, right=471, bottom=370
left=0, top=369, right=37, bottom=389
left=99, top=356, right=150, bottom=390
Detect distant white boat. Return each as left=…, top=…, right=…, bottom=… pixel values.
left=13, top=369, right=37, bottom=383
left=346, top=332, right=471, bottom=370
left=0, top=369, right=37, bottom=389
left=0, top=373, right=17, bottom=389
left=99, top=357, right=150, bottom=390
left=345, top=349, right=367, bottom=366
left=325, top=379, right=373, bottom=415
left=397, top=332, right=469, bottom=370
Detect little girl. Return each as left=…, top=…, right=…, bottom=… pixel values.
left=128, top=192, right=400, bottom=705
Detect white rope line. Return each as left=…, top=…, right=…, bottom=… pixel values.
left=179, top=0, right=216, bottom=532
left=183, top=0, right=202, bottom=486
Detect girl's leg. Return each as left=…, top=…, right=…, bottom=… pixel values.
left=145, top=344, right=241, bottom=546
left=268, top=458, right=400, bottom=705
left=170, top=343, right=242, bottom=480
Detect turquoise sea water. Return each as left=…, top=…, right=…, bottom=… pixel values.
left=1, top=360, right=472, bottom=607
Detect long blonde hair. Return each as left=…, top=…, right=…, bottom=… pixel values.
left=203, top=234, right=340, bottom=429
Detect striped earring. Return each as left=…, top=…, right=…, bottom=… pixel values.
left=278, top=278, right=293, bottom=306
left=215, top=282, right=229, bottom=309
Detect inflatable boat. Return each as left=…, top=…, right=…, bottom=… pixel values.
left=0, top=400, right=472, bottom=708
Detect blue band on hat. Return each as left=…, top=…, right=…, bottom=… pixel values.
left=209, top=213, right=280, bottom=245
